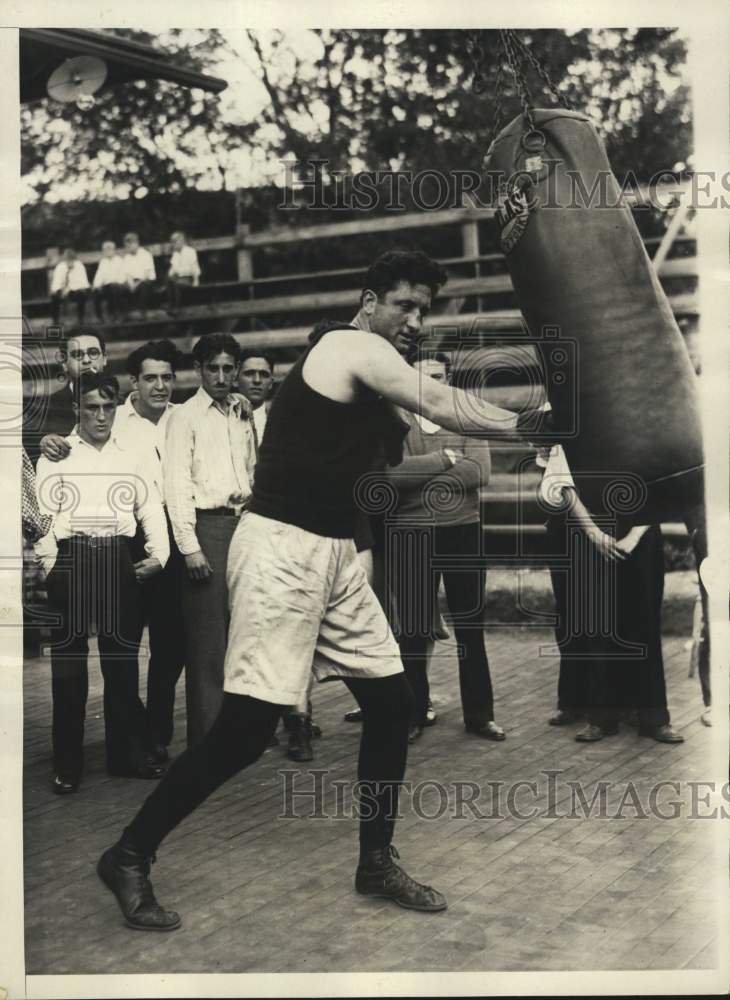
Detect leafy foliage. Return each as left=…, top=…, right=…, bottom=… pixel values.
left=21, top=27, right=691, bottom=206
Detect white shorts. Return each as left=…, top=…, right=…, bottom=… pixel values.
left=223, top=512, right=403, bottom=705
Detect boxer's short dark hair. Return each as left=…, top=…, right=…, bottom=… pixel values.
left=361, top=251, right=447, bottom=304
left=75, top=371, right=119, bottom=403
left=126, top=339, right=182, bottom=377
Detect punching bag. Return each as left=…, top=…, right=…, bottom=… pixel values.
left=486, top=108, right=704, bottom=524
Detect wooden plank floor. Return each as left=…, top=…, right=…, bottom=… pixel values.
left=23, top=623, right=719, bottom=975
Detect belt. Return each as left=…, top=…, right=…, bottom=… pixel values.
left=58, top=534, right=123, bottom=550
left=195, top=506, right=240, bottom=517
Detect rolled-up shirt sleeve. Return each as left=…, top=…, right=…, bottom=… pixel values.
left=33, top=456, right=59, bottom=574
left=134, top=453, right=169, bottom=567
left=164, top=407, right=199, bottom=555
left=539, top=445, right=576, bottom=509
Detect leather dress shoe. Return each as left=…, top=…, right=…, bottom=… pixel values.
left=147, top=744, right=169, bottom=765
left=408, top=724, right=424, bottom=744
left=639, top=724, right=684, bottom=744
left=286, top=714, right=314, bottom=762
left=575, top=722, right=619, bottom=742
left=52, top=774, right=79, bottom=795
left=107, top=762, right=166, bottom=779
left=356, top=845, right=447, bottom=912
left=548, top=709, right=581, bottom=726
left=424, top=699, right=437, bottom=727
left=98, top=841, right=181, bottom=931
left=344, top=708, right=363, bottom=723
left=465, top=720, right=505, bottom=741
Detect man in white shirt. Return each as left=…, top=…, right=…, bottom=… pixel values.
left=166, top=230, right=200, bottom=313
left=92, top=240, right=127, bottom=322
left=50, top=248, right=90, bottom=326
left=35, top=371, right=170, bottom=795
left=122, top=232, right=156, bottom=313
left=115, top=339, right=185, bottom=762
left=237, top=350, right=274, bottom=456
left=164, top=332, right=255, bottom=745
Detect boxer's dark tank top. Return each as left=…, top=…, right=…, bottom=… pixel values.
left=248, top=322, right=408, bottom=538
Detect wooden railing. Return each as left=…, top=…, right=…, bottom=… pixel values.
left=21, top=188, right=697, bottom=559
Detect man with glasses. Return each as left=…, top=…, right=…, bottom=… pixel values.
left=23, top=330, right=107, bottom=465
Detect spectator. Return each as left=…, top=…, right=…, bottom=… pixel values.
left=92, top=240, right=127, bottom=322
left=166, top=230, right=201, bottom=313
left=23, top=329, right=107, bottom=465
left=115, top=340, right=184, bottom=762
left=34, top=371, right=169, bottom=794
left=164, top=333, right=256, bottom=746
left=50, top=248, right=89, bottom=326
left=539, top=443, right=684, bottom=744
left=122, top=232, right=156, bottom=314
left=383, top=351, right=503, bottom=744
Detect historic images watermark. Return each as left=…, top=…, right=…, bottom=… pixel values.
left=276, top=158, right=730, bottom=213
left=278, top=768, right=730, bottom=823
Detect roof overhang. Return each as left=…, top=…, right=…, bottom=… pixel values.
left=20, top=27, right=227, bottom=103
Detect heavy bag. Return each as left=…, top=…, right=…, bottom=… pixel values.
left=486, top=108, right=704, bottom=525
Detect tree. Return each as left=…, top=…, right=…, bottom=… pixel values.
left=21, top=27, right=691, bottom=205
left=21, top=29, right=254, bottom=204
left=242, top=28, right=691, bottom=183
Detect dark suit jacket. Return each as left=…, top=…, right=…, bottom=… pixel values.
left=22, top=384, right=75, bottom=466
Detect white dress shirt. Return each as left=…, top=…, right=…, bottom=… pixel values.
left=252, top=403, right=268, bottom=446
left=164, top=387, right=256, bottom=555
left=93, top=255, right=127, bottom=288
left=51, top=260, right=90, bottom=294
left=169, top=245, right=201, bottom=284
left=123, top=247, right=156, bottom=283
left=113, top=393, right=177, bottom=501
left=34, top=434, right=170, bottom=574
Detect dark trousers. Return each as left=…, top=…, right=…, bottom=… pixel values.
left=138, top=516, right=186, bottom=747
left=392, top=521, right=494, bottom=728
left=548, top=518, right=669, bottom=730
left=128, top=280, right=154, bottom=311
left=547, top=516, right=592, bottom=715
left=124, top=675, right=413, bottom=858
left=181, top=512, right=238, bottom=746
left=685, top=501, right=710, bottom=707
left=45, top=537, right=147, bottom=778
left=51, top=289, right=87, bottom=326
left=93, top=283, right=126, bottom=321
left=166, top=276, right=194, bottom=310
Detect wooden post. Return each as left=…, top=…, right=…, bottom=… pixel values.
left=235, top=223, right=253, bottom=284
left=461, top=219, right=481, bottom=312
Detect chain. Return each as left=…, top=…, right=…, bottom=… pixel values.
left=467, top=29, right=486, bottom=94
left=507, top=30, right=572, bottom=110
left=484, top=43, right=506, bottom=157
left=502, top=30, right=535, bottom=133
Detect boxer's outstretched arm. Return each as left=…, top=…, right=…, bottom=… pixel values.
left=351, top=332, right=519, bottom=436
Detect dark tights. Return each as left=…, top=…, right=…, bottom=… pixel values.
left=125, top=674, right=413, bottom=858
